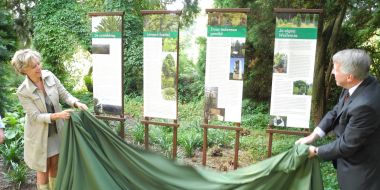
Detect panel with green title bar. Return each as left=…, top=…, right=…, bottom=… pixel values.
left=92, top=32, right=121, bottom=38
left=208, top=26, right=246, bottom=37
left=275, top=27, right=317, bottom=39
left=143, top=31, right=178, bottom=38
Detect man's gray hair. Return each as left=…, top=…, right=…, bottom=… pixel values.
left=332, top=49, right=371, bottom=80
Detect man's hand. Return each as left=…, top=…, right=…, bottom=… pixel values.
left=0, top=128, right=5, bottom=144
left=295, top=132, right=319, bottom=145
left=308, top=145, right=318, bottom=158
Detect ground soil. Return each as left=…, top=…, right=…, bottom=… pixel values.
left=0, top=157, right=36, bottom=190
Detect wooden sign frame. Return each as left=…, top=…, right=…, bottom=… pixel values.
left=266, top=8, right=323, bottom=157
left=141, top=10, right=181, bottom=159
left=89, top=11, right=126, bottom=138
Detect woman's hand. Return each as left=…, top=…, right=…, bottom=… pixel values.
left=51, top=109, right=74, bottom=120
left=74, top=102, right=88, bottom=110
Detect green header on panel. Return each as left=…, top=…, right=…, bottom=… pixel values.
left=143, top=31, right=178, bottom=38
left=275, top=27, right=317, bottom=39
left=207, top=26, right=247, bottom=37
left=92, top=32, right=121, bottom=38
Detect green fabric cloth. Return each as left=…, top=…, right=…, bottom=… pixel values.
left=56, top=111, right=323, bottom=190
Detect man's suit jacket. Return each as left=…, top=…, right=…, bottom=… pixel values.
left=318, top=76, right=380, bottom=190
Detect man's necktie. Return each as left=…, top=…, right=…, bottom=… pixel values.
left=344, top=92, right=350, bottom=104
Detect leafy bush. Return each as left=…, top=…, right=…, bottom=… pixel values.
left=83, top=66, right=93, bottom=92
left=241, top=100, right=270, bottom=129
left=1, top=108, right=25, bottom=166
left=156, top=132, right=173, bottom=158
left=3, top=161, right=28, bottom=189
left=131, top=123, right=145, bottom=144
left=124, top=95, right=143, bottom=118
left=178, top=122, right=202, bottom=158
left=179, top=129, right=202, bottom=158
left=1, top=139, right=23, bottom=166
left=32, top=0, right=91, bottom=87
left=0, top=107, right=28, bottom=186
left=208, top=129, right=234, bottom=148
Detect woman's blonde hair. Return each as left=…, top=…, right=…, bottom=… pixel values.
left=11, top=49, right=41, bottom=75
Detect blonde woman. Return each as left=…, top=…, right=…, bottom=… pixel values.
left=11, top=49, right=88, bottom=190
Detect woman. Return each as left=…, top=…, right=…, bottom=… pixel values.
left=11, top=49, right=88, bottom=190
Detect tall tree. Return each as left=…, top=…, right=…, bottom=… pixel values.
left=32, top=0, right=90, bottom=87
left=312, top=0, right=380, bottom=123
left=214, top=0, right=380, bottom=124
left=0, top=1, right=18, bottom=115
left=5, top=0, right=35, bottom=48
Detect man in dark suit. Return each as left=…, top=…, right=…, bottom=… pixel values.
left=296, top=49, right=380, bottom=190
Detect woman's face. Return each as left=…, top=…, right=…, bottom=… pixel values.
left=23, top=58, right=42, bottom=80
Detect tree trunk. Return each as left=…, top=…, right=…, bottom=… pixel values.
left=311, top=1, right=347, bottom=125
left=324, top=3, right=347, bottom=100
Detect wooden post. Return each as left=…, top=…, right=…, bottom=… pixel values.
left=267, top=125, right=273, bottom=157
left=119, top=116, right=125, bottom=138
left=144, top=117, right=149, bottom=150
left=202, top=119, right=209, bottom=166
left=234, top=122, right=240, bottom=169
left=173, top=119, right=178, bottom=160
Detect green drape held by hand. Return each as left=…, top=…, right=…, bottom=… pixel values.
left=56, top=111, right=323, bottom=190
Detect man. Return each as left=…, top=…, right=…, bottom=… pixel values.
left=0, top=115, right=5, bottom=144
left=296, top=49, right=380, bottom=190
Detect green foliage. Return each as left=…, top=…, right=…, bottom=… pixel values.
left=5, top=0, right=35, bottom=48
left=207, top=129, right=234, bottom=148
left=242, top=1, right=275, bottom=101
left=144, top=14, right=179, bottom=32
left=273, top=52, right=287, bottom=68
left=179, top=128, right=202, bottom=157
left=195, top=36, right=206, bottom=81
left=0, top=6, right=18, bottom=115
left=241, top=100, right=269, bottom=129
left=161, top=54, right=176, bottom=100
left=95, top=16, right=122, bottom=32
left=1, top=139, right=23, bottom=166
left=1, top=107, right=25, bottom=166
left=178, top=100, right=203, bottom=122
left=162, top=38, right=177, bottom=52
left=32, top=0, right=91, bottom=88
left=180, top=0, right=201, bottom=28
left=178, top=120, right=202, bottom=157
left=131, top=123, right=145, bottom=144
left=178, top=74, right=204, bottom=103
left=178, top=37, right=205, bottom=103
left=0, top=106, right=28, bottom=186
left=103, top=1, right=145, bottom=95
left=156, top=131, right=173, bottom=158
left=3, top=161, right=28, bottom=188
left=162, top=54, right=176, bottom=83
left=293, top=80, right=311, bottom=95
left=83, top=66, right=93, bottom=92
left=124, top=94, right=143, bottom=118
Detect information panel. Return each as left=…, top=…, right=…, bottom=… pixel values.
left=269, top=12, right=319, bottom=128
left=143, top=13, right=179, bottom=119
left=91, top=14, right=123, bottom=115
left=204, top=12, right=248, bottom=122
